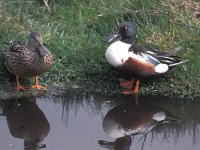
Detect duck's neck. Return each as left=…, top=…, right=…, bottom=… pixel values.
left=121, top=37, right=135, bottom=44
left=38, top=45, right=50, bottom=56
left=27, top=44, right=36, bottom=52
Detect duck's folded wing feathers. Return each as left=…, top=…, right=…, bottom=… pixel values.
left=129, top=44, right=187, bottom=67
left=128, top=44, right=161, bottom=66
left=8, top=41, right=27, bottom=52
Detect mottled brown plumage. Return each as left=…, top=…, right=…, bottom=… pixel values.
left=3, top=32, right=53, bottom=91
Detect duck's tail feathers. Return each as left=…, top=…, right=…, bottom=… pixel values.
left=169, top=60, right=188, bottom=67
left=164, top=47, right=183, bottom=57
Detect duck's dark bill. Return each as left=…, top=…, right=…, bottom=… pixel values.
left=105, top=33, right=120, bottom=43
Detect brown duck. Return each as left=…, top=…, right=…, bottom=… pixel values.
left=3, top=32, right=53, bottom=91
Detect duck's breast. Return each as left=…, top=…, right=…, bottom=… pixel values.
left=105, top=41, right=131, bottom=67
left=28, top=53, right=53, bottom=77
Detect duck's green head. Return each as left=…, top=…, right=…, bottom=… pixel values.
left=105, top=22, right=137, bottom=44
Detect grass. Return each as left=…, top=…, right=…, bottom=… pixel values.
left=0, top=0, right=199, bottom=97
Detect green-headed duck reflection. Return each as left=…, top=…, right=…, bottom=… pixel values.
left=2, top=97, right=50, bottom=150
left=98, top=96, right=181, bottom=150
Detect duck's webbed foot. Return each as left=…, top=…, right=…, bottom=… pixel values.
left=32, top=76, right=47, bottom=90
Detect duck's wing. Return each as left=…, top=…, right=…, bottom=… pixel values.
left=2, top=41, right=26, bottom=56
left=129, top=44, right=187, bottom=67
left=3, top=41, right=26, bottom=54
left=128, top=44, right=161, bottom=66
left=163, top=47, right=183, bottom=57
left=142, top=45, right=183, bottom=57
left=9, top=41, right=27, bottom=52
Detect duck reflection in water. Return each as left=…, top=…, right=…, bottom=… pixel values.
left=98, top=95, right=181, bottom=150
left=2, top=97, right=50, bottom=150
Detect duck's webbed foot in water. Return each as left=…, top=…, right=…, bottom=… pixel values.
left=32, top=76, right=46, bottom=90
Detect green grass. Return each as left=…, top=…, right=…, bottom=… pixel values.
left=0, top=0, right=199, bottom=97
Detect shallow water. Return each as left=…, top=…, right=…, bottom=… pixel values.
left=0, top=90, right=200, bottom=150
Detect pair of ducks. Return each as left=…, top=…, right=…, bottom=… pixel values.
left=3, top=22, right=187, bottom=92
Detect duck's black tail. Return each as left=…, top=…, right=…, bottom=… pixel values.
left=163, top=47, right=183, bottom=57
left=156, top=46, right=188, bottom=67
left=168, top=59, right=188, bottom=67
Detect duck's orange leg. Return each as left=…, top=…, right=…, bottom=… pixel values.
left=16, top=75, right=29, bottom=91
left=134, top=79, right=140, bottom=93
left=32, top=76, right=46, bottom=90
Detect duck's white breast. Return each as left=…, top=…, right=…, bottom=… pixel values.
left=105, top=41, right=132, bottom=67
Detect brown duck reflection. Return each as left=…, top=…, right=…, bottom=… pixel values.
left=3, top=97, right=50, bottom=150
left=98, top=98, right=180, bottom=150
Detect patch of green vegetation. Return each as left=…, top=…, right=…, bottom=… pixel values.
left=0, top=0, right=199, bottom=97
